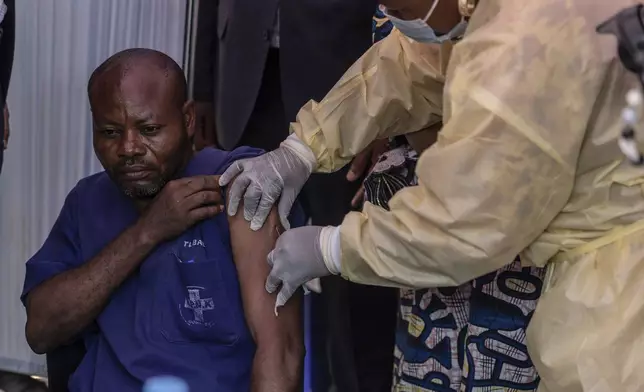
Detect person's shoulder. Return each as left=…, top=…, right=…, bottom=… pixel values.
left=220, top=146, right=265, bottom=170
left=47, top=172, right=114, bottom=223
left=186, top=146, right=265, bottom=176
left=63, top=171, right=119, bottom=211
left=74, top=171, right=113, bottom=196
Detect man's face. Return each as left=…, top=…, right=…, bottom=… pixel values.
left=90, top=65, right=195, bottom=200
left=381, top=0, right=462, bottom=35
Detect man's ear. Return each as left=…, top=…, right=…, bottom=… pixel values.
left=183, top=99, right=196, bottom=139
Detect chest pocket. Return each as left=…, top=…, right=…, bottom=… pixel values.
left=157, top=220, right=243, bottom=346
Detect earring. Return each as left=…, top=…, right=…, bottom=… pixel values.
left=458, top=0, right=477, bottom=17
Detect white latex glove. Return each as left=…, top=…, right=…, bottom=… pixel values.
left=266, top=225, right=341, bottom=312
left=303, top=278, right=322, bottom=294
left=219, top=134, right=316, bottom=231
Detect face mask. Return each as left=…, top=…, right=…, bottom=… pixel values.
left=384, top=0, right=468, bottom=44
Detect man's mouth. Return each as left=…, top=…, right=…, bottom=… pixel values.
left=117, top=166, right=155, bottom=181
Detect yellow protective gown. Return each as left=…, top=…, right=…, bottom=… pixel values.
left=291, top=28, right=450, bottom=170
left=290, top=0, right=644, bottom=390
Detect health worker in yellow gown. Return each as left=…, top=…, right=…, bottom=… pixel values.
left=220, top=0, right=644, bottom=390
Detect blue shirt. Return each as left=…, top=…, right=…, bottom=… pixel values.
left=22, top=147, right=303, bottom=392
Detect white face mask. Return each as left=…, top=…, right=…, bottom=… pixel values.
left=384, top=0, right=467, bottom=44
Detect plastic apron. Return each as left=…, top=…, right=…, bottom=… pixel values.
left=528, top=219, right=644, bottom=392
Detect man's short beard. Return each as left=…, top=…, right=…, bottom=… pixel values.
left=111, top=132, right=192, bottom=200
left=121, top=178, right=168, bottom=199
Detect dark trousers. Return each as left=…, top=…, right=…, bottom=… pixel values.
left=237, top=49, right=397, bottom=392
left=47, top=342, right=87, bottom=392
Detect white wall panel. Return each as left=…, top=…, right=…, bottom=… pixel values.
left=0, top=0, right=187, bottom=376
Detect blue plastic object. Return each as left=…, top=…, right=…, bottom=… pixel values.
left=143, top=376, right=189, bottom=392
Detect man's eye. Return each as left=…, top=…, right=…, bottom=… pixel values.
left=101, top=129, right=119, bottom=138
left=141, top=126, right=161, bottom=135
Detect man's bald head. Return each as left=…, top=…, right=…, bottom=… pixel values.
left=88, top=48, right=195, bottom=202
left=88, top=48, right=187, bottom=107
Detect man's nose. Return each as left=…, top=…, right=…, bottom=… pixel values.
left=117, top=129, right=146, bottom=158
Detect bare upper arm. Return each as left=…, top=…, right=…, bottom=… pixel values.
left=225, top=182, right=303, bottom=345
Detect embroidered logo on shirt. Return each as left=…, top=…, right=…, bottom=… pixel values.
left=181, top=286, right=215, bottom=327
left=183, top=239, right=205, bottom=248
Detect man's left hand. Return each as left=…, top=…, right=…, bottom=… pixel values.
left=266, top=226, right=332, bottom=309
left=3, top=104, right=9, bottom=150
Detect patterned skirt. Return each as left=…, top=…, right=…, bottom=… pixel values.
left=363, top=144, right=544, bottom=392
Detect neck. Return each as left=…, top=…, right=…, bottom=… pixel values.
left=133, top=198, right=152, bottom=212
left=427, top=0, right=462, bottom=33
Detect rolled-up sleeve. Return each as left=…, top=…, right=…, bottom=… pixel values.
left=22, top=187, right=81, bottom=305
left=291, top=29, right=448, bottom=172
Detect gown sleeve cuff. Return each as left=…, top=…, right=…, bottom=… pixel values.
left=319, top=225, right=342, bottom=275
left=281, top=133, right=318, bottom=173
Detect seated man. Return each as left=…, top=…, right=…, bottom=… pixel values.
left=21, top=48, right=303, bottom=392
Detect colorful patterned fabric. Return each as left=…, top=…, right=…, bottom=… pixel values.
left=363, top=146, right=544, bottom=391
left=373, top=7, right=393, bottom=44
